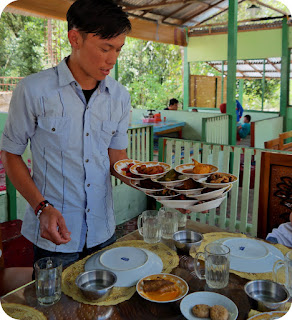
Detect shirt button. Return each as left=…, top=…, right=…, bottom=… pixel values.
left=85, top=159, right=89, bottom=163
left=87, top=209, right=90, bottom=212
left=86, top=106, right=89, bottom=110
left=87, top=184, right=90, bottom=187
left=86, top=133, right=89, bottom=136
left=52, top=128, right=56, bottom=132
left=112, top=131, right=115, bottom=135
left=75, top=83, right=78, bottom=86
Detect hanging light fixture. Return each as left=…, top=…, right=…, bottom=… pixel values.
left=247, top=3, right=261, bottom=16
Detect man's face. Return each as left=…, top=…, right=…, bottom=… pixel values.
left=68, top=30, right=126, bottom=86
left=244, top=117, right=248, bottom=123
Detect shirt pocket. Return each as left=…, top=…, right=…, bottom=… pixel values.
left=37, top=116, right=70, bottom=151
left=99, top=120, right=118, bottom=153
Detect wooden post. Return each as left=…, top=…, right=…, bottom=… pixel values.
left=6, top=176, right=17, bottom=221
left=183, top=46, right=190, bottom=111
left=261, top=59, right=266, bottom=111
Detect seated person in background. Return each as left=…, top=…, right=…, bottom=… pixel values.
left=164, top=98, right=178, bottom=110
left=237, top=115, right=251, bottom=139
left=219, top=100, right=243, bottom=122
left=192, top=108, right=198, bottom=112
left=266, top=213, right=292, bottom=248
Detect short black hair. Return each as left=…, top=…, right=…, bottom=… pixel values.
left=67, top=0, right=131, bottom=39
left=169, top=98, right=179, bottom=106
left=245, top=114, right=251, bottom=122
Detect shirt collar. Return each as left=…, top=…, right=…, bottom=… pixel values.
left=57, top=57, right=110, bottom=94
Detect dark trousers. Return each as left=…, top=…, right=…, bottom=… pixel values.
left=32, top=233, right=116, bottom=279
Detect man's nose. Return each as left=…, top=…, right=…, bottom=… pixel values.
left=106, top=51, right=119, bottom=66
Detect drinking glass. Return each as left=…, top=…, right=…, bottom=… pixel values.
left=35, top=257, right=62, bottom=305
left=194, top=243, right=230, bottom=289
left=158, top=208, right=179, bottom=239
left=273, top=250, right=292, bottom=296
left=138, top=210, right=162, bottom=243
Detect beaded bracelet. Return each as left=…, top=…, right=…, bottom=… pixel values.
left=35, top=200, right=53, bottom=219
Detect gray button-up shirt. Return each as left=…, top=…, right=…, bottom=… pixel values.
left=1, top=58, right=131, bottom=252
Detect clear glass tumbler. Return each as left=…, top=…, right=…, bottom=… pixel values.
left=35, top=257, right=62, bottom=305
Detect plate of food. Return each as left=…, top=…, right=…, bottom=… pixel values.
left=130, top=179, right=164, bottom=193
left=130, top=161, right=171, bottom=178
left=158, top=194, right=199, bottom=209
left=247, top=311, right=287, bottom=320
left=152, top=169, right=188, bottom=187
left=191, top=185, right=232, bottom=201
left=175, top=159, right=218, bottom=180
left=200, top=172, right=238, bottom=188
left=168, top=179, right=204, bottom=196
left=188, top=193, right=227, bottom=213
left=180, top=291, right=238, bottom=320
left=114, top=159, right=144, bottom=180
left=146, top=189, right=178, bottom=200
left=136, top=273, right=189, bottom=303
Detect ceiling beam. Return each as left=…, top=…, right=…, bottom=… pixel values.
left=255, top=0, right=289, bottom=16
left=162, top=3, right=199, bottom=23
left=266, top=58, right=280, bottom=72
left=122, top=0, right=197, bottom=12
left=189, top=0, right=246, bottom=28
left=182, top=0, right=226, bottom=25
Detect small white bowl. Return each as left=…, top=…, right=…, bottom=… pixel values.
left=175, top=163, right=218, bottom=180
left=130, top=161, right=171, bottom=178
left=130, top=180, right=164, bottom=193
left=200, top=172, right=238, bottom=188
left=191, top=184, right=232, bottom=201
left=188, top=193, right=227, bottom=212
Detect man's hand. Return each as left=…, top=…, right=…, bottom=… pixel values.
left=39, top=206, right=71, bottom=245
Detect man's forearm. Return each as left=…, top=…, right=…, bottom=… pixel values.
left=1, top=151, right=44, bottom=210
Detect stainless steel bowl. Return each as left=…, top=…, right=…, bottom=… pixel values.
left=172, top=230, right=203, bottom=254
left=75, top=269, right=117, bottom=301
left=244, top=280, right=290, bottom=311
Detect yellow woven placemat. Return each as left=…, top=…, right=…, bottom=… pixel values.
left=62, top=240, right=179, bottom=306
left=1, top=303, right=47, bottom=320
left=190, top=232, right=291, bottom=281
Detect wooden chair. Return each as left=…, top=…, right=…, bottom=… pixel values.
left=0, top=223, right=33, bottom=297
left=258, top=151, right=292, bottom=239
left=279, top=130, right=292, bottom=151
left=264, top=137, right=280, bottom=150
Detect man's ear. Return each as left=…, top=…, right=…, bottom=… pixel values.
left=68, top=29, right=82, bottom=49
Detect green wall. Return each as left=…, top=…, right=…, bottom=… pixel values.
left=0, top=112, right=8, bottom=138
left=188, top=28, right=291, bottom=62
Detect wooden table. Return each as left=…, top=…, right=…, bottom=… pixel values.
left=129, top=121, right=186, bottom=138
left=1, top=221, right=251, bottom=319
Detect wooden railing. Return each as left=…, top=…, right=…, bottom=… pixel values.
left=202, top=115, right=229, bottom=145
left=0, top=77, right=23, bottom=92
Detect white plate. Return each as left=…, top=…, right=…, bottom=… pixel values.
left=151, top=175, right=188, bottom=188
left=130, top=180, right=164, bottom=193
left=190, top=185, right=231, bottom=201
left=175, top=163, right=218, bottom=180
left=213, top=237, right=284, bottom=273
left=223, top=238, right=269, bottom=260
left=168, top=185, right=205, bottom=196
left=146, top=191, right=178, bottom=200
left=114, top=159, right=144, bottom=180
left=158, top=198, right=198, bottom=209
left=200, top=173, right=238, bottom=188
left=180, top=291, right=238, bottom=320
left=136, top=273, right=189, bottom=303
left=247, top=311, right=287, bottom=320
left=85, top=248, right=163, bottom=287
left=188, top=194, right=227, bottom=213
left=99, top=247, right=148, bottom=271
left=130, top=161, right=171, bottom=178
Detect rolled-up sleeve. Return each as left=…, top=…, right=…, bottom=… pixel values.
left=109, top=93, right=131, bottom=150
left=1, top=80, right=37, bottom=155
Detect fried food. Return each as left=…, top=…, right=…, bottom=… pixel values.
left=143, top=277, right=176, bottom=294
left=192, top=304, right=210, bottom=318
left=175, top=179, right=203, bottom=190
left=121, top=163, right=140, bottom=178
left=210, top=305, right=229, bottom=320
left=136, top=164, right=164, bottom=175
left=158, top=169, right=180, bottom=181
left=207, top=173, right=236, bottom=183
left=153, top=189, right=177, bottom=197
left=138, top=179, right=162, bottom=189
left=192, top=159, right=212, bottom=174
